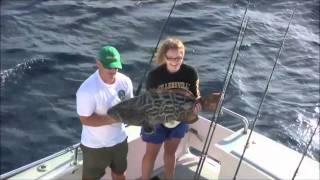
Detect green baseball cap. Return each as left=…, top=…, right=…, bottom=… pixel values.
left=98, top=46, right=122, bottom=69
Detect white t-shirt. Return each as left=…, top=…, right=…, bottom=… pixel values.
left=76, top=70, right=133, bottom=148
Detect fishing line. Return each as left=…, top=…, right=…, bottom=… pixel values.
left=291, top=117, right=320, bottom=179
left=135, top=0, right=178, bottom=96
left=232, top=5, right=297, bottom=180
left=193, top=1, right=251, bottom=179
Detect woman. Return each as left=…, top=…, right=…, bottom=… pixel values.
left=141, top=37, right=201, bottom=180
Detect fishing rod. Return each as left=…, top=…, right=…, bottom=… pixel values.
left=291, top=117, right=320, bottom=179
left=232, top=5, right=297, bottom=180
left=135, top=0, right=178, bottom=96
left=193, top=1, right=251, bottom=179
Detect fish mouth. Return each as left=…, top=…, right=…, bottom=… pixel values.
left=163, top=120, right=181, bottom=128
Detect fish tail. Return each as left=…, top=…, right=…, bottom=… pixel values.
left=199, top=93, right=221, bottom=111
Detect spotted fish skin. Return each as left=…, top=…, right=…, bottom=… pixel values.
left=107, top=88, right=220, bottom=131
left=144, top=89, right=197, bottom=125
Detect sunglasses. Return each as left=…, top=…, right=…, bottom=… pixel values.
left=165, top=55, right=183, bottom=62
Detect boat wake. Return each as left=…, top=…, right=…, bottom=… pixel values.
left=1, top=58, right=51, bottom=87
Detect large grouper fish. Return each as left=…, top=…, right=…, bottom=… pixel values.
left=107, top=88, right=221, bottom=133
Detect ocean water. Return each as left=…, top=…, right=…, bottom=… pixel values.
left=1, top=0, right=319, bottom=174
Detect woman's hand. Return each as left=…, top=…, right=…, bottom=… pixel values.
left=193, top=102, right=202, bottom=114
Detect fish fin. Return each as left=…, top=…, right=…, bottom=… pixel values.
left=148, top=88, right=194, bottom=98
left=185, top=113, right=199, bottom=124
left=142, top=121, right=155, bottom=134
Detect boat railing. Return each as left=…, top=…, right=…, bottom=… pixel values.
left=0, top=143, right=81, bottom=179
left=221, top=107, right=249, bottom=134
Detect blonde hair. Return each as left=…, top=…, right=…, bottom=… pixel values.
left=155, top=37, right=185, bottom=65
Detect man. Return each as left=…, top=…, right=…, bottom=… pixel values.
left=76, top=45, right=133, bottom=180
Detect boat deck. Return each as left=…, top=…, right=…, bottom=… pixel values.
left=153, top=153, right=220, bottom=180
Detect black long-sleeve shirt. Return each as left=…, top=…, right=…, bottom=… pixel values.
left=146, top=63, right=200, bottom=98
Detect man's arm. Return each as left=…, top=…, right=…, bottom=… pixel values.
left=77, top=90, right=116, bottom=127
left=80, top=113, right=116, bottom=127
